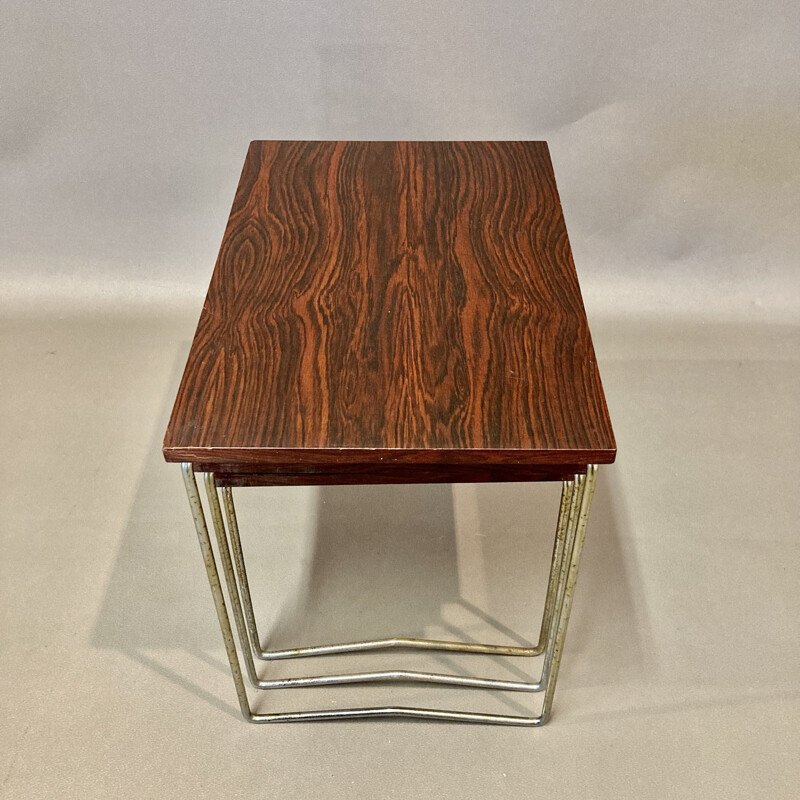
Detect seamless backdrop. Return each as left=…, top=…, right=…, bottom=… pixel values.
left=1, top=4, right=799, bottom=800
left=2, top=0, right=798, bottom=317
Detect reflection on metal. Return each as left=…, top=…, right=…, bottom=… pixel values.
left=181, top=464, right=251, bottom=721
left=181, top=463, right=597, bottom=725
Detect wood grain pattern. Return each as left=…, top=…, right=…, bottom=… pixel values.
left=163, top=141, right=615, bottom=472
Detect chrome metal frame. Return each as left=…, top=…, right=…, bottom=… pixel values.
left=180, top=463, right=597, bottom=725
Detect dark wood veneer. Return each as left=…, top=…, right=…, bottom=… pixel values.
left=164, top=141, right=615, bottom=476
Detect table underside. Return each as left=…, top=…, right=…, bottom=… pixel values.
left=197, top=461, right=587, bottom=487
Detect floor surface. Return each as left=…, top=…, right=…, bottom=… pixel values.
left=1, top=307, right=798, bottom=799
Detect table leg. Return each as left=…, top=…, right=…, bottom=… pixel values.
left=219, top=478, right=573, bottom=662
left=180, top=463, right=597, bottom=724
left=181, top=463, right=252, bottom=721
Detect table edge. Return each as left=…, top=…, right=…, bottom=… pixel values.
left=162, top=445, right=617, bottom=469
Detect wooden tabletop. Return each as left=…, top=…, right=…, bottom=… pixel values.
left=164, top=141, right=615, bottom=478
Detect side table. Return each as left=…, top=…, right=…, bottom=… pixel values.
left=163, top=141, right=616, bottom=725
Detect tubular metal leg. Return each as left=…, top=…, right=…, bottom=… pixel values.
left=221, top=480, right=573, bottom=661
left=181, top=464, right=252, bottom=721
left=205, top=472, right=556, bottom=692
left=539, top=465, right=597, bottom=723
left=181, top=463, right=598, bottom=725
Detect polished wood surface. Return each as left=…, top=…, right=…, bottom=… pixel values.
left=164, top=141, right=615, bottom=472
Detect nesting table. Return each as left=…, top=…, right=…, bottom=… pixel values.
left=163, top=141, right=616, bottom=724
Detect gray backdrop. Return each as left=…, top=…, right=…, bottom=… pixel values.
left=2, top=1, right=798, bottom=317
left=2, top=4, right=800, bottom=798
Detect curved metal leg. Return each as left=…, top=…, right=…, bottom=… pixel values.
left=181, top=463, right=597, bottom=724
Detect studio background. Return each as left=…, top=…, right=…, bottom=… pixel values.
left=2, top=3, right=798, bottom=799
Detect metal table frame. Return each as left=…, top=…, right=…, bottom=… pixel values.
left=180, top=463, right=598, bottom=725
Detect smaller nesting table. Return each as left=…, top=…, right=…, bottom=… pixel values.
left=163, top=141, right=616, bottom=725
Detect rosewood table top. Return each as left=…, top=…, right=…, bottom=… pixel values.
left=163, top=141, right=615, bottom=482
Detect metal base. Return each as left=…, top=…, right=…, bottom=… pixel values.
left=180, top=463, right=597, bottom=725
